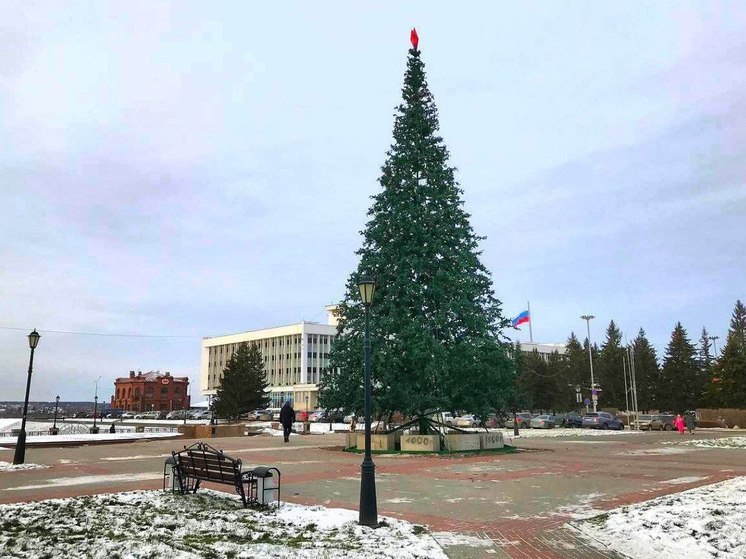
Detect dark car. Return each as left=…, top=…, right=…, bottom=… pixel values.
left=564, top=412, right=583, bottom=428
left=106, top=409, right=124, bottom=419
left=582, top=412, right=624, bottom=430
left=658, top=414, right=675, bottom=431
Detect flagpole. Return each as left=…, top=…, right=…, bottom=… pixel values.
left=527, top=301, right=533, bottom=343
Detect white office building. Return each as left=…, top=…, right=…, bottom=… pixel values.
left=518, top=342, right=567, bottom=361
left=199, top=306, right=339, bottom=410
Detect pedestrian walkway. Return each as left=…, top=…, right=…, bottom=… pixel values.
left=2, top=429, right=744, bottom=559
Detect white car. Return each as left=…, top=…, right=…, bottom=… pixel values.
left=455, top=415, right=479, bottom=428
left=530, top=415, right=555, bottom=429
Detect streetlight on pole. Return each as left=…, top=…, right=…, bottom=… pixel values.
left=52, top=395, right=60, bottom=434
left=581, top=315, right=597, bottom=412
left=92, top=376, right=102, bottom=433
left=357, top=278, right=378, bottom=527
left=13, top=329, right=41, bottom=465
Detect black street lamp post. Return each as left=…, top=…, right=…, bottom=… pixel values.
left=358, top=278, right=378, bottom=527
left=13, top=329, right=41, bottom=465
left=52, top=395, right=60, bottom=434
left=92, top=376, right=101, bottom=434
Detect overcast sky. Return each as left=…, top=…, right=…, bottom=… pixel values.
left=1, top=2, right=744, bottom=402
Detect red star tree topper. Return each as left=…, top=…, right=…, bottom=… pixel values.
left=410, top=28, right=419, bottom=50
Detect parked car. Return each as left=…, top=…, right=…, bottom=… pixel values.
left=134, top=411, right=165, bottom=420
left=548, top=414, right=565, bottom=427
left=190, top=410, right=212, bottom=420
left=121, top=411, right=136, bottom=419
left=564, top=412, right=583, bottom=428
left=73, top=411, right=91, bottom=419
left=638, top=415, right=663, bottom=431
left=455, top=414, right=479, bottom=428
left=530, top=415, right=555, bottom=429
left=308, top=410, right=344, bottom=423
left=658, top=414, right=675, bottom=431
left=343, top=414, right=363, bottom=424
left=166, top=410, right=190, bottom=420
left=505, top=412, right=533, bottom=429
left=106, top=409, right=124, bottom=419
left=582, top=412, right=624, bottom=430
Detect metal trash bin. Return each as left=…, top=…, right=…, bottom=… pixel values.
left=251, top=467, right=281, bottom=506
left=163, top=456, right=179, bottom=491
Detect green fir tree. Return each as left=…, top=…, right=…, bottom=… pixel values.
left=212, top=343, right=270, bottom=421
left=596, top=320, right=625, bottom=410
left=658, top=323, right=701, bottom=412
left=710, top=301, right=746, bottom=408
left=631, top=329, right=660, bottom=412
left=321, top=37, right=513, bottom=421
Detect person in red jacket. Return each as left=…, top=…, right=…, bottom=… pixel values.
left=675, top=413, right=685, bottom=434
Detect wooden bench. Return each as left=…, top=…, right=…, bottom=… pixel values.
left=172, top=442, right=254, bottom=506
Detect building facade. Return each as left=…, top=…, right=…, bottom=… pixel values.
left=518, top=342, right=567, bottom=361
left=199, top=306, right=339, bottom=410
left=112, top=371, right=190, bottom=412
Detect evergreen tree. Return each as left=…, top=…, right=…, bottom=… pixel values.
left=563, top=332, right=589, bottom=411
left=596, top=320, right=625, bottom=410
left=212, top=343, right=270, bottom=420
left=710, top=301, right=746, bottom=408
left=698, top=327, right=714, bottom=373
left=321, top=35, right=513, bottom=420
left=631, top=329, right=659, bottom=412
left=659, top=323, right=701, bottom=412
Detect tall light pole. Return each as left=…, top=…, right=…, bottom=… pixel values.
left=13, top=329, right=41, bottom=465
left=709, top=335, right=720, bottom=358
left=358, top=278, right=378, bottom=527
left=52, top=395, right=60, bottom=434
left=581, top=315, right=597, bottom=412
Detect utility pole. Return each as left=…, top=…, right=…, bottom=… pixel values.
left=709, top=335, right=720, bottom=358
left=581, top=315, right=597, bottom=412
left=622, top=353, right=630, bottom=414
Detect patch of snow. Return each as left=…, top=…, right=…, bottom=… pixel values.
left=432, top=532, right=494, bottom=547
left=5, top=472, right=162, bottom=490
left=384, top=497, right=414, bottom=504
left=553, top=492, right=606, bottom=519
left=661, top=476, right=709, bottom=485
left=0, top=489, right=448, bottom=558
left=574, top=476, right=746, bottom=559
left=0, top=461, right=49, bottom=472
left=668, top=436, right=746, bottom=450
left=500, top=428, right=643, bottom=439
left=0, top=431, right=181, bottom=446
left=617, top=447, right=694, bottom=455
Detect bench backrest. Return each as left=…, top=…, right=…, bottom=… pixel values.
left=177, top=445, right=242, bottom=484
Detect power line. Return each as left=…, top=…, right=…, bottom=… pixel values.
left=0, top=326, right=201, bottom=339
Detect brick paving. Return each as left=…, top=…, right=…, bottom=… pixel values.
left=2, top=428, right=745, bottom=558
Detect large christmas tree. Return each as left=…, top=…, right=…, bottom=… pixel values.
left=212, top=343, right=270, bottom=420
left=658, top=322, right=701, bottom=412
left=709, top=300, right=746, bottom=407
left=321, top=32, right=513, bottom=422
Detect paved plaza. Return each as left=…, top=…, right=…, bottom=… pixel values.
left=2, top=429, right=745, bottom=558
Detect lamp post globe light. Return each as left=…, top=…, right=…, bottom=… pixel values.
left=580, top=315, right=596, bottom=413
left=357, top=278, right=378, bottom=527
left=13, top=329, right=41, bottom=465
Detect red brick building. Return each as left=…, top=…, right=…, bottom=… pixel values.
left=111, top=371, right=190, bottom=412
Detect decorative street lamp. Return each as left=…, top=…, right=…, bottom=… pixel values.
left=92, top=376, right=102, bottom=433
left=357, top=277, right=378, bottom=526
left=52, top=395, right=60, bottom=434
left=13, top=329, right=41, bottom=465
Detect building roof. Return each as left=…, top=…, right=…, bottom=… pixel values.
left=115, top=371, right=188, bottom=382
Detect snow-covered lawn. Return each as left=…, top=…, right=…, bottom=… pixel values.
left=0, top=431, right=181, bottom=446
left=574, top=476, right=746, bottom=559
left=0, top=489, right=447, bottom=558
left=666, top=436, right=746, bottom=450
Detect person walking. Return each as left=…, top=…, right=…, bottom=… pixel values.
left=279, top=399, right=295, bottom=443
left=684, top=412, right=696, bottom=434
left=675, top=413, right=685, bottom=435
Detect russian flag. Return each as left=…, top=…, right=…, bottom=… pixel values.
left=512, top=310, right=530, bottom=328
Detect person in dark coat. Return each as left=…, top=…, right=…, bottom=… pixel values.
left=684, top=413, right=696, bottom=434
left=279, top=399, right=295, bottom=443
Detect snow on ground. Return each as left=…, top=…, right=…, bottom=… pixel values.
left=500, top=427, right=644, bottom=439
left=0, top=418, right=19, bottom=431
left=616, top=447, right=694, bottom=456
left=0, top=489, right=447, bottom=559
left=574, top=476, right=746, bottom=559
left=0, top=431, right=181, bottom=446
left=667, top=436, right=746, bottom=450
left=0, top=461, right=49, bottom=472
